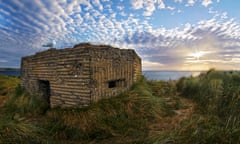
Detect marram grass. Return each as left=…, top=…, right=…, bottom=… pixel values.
left=0, top=75, right=19, bottom=96
left=170, top=69, right=240, bottom=144
left=0, top=75, right=177, bottom=143
left=43, top=76, right=174, bottom=143
left=2, top=71, right=240, bottom=143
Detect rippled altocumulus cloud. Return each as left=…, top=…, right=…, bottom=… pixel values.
left=0, top=0, right=240, bottom=70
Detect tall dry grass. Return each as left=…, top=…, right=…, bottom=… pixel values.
left=171, top=69, right=240, bottom=143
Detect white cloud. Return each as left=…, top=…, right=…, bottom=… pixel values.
left=118, top=14, right=240, bottom=70
left=157, top=0, right=165, bottom=9
left=131, top=0, right=166, bottom=16
left=110, top=12, right=116, bottom=18
left=202, top=0, right=213, bottom=7
left=1, top=0, right=240, bottom=70
left=174, top=0, right=183, bottom=3
left=143, top=2, right=156, bottom=16
left=84, top=13, right=91, bottom=20
left=186, top=0, right=197, bottom=6
left=0, top=59, right=8, bottom=63
left=208, top=7, right=218, bottom=15
left=142, top=60, right=164, bottom=70
left=74, top=14, right=83, bottom=24
left=117, top=5, right=124, bottom=11
left=0, top=8, right=10, bottom=16
left=92, top=0, right=103, bottom=11
left=131, top=0, right=143, bottom=9
left=177, top=9, right=182, bottom=13
left=120, top=11, right=127, bottom=16
left=66, top=1, right=78, bottom=14
left=221, top=12, right=228, bottom=19
left=167, top=6, right=175, bottom=11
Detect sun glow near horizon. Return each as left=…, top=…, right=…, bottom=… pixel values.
left=189, top=51, right=205, bottom=61
left=1, top=0, right=240, bottom=71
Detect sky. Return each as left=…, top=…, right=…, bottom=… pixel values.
left=0, top=0, right=240, bottom=71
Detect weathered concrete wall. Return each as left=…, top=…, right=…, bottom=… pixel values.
left=88, top=47, right=141, bottom=102
left=21, top=44, right=141, bottom=108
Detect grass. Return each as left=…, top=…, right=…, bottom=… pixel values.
left=0, top=75, right=19, bottom=96
left=5, top=85, right=49, bottom=116
left=41, top=76, right=176, bottom=143
left=0, top=75, right=19, bottom=108
left=0, top=117, right=45, bottom=144
left=0, top=75, right=48, bottom=143
left=0, top=75, right=181, bottom=143
left=169, top=69, right=240, bottom=143
left=1, top=70, right=240, bottom=143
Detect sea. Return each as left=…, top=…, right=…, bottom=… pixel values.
left=0, top=70, right=203, bottom=81
left=143, top=71, right=202, bottom=81
left=0, top=71, right=20, bottom=77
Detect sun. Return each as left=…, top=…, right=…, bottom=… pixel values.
left=190, top=51, right=204, bottom=60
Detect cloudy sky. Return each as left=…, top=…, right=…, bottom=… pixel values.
left=0, top=0, right=240, bottom=70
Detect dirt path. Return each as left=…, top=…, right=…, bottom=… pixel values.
left=148, top=97, right=195, bottom=136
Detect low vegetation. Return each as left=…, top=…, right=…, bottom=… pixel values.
left=0, top=75, right=19, bottom=95
left=0, top=75, right=184, bottom=143
left=0, top=75, right=19, bottom=107
left=172, top=69, right=240, bottom=143
left=1, top=70, right=240, bottom=143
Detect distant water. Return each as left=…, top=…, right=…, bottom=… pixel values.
left=0, top=71, right=20, bottom=76
left=0, top=70, right=202, bottom=81
left=143, top=71, right=202, bottom=81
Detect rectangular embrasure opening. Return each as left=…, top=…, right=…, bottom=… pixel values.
left=108, top=80, right=116, bottom=88
left=108, top=79, right=126, bottom=88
